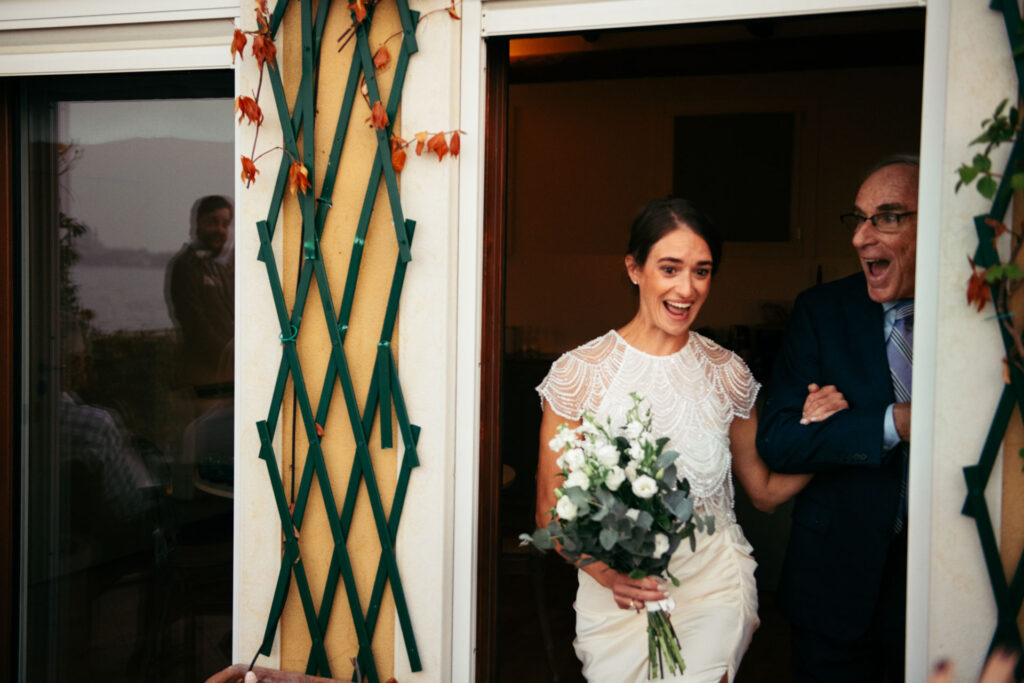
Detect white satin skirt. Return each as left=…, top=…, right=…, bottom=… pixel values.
left=573, top=523, right=760, bottom=683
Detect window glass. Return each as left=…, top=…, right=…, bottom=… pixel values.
left=23, top=72, right=235, bottom=682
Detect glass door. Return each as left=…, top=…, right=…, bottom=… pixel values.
left=20, top=70, right=235, bottom=682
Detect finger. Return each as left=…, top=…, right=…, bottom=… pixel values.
left=807, top=383, right=820, bottom=393
left=979, top=648, right=1017, bottom=683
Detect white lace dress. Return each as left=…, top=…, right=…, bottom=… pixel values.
left=536, top=330, right=761, bottom=683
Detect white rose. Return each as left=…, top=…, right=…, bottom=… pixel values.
left=625, top=508, right=640, bottom=521
left=605, top=466, right=626, bottom=491
left=624, top=460, right=639, bottom=482
left=566, top=470, right=590, bottom=491
left=579, top=420, right=601, bottom=437
left=564, top=447, right=586, bottom=471
left=548, top=428, right=573, bottom=453
left=595, top=443, right=620, bottom=467
left=624, top=421, right=643, bottom=440
left=631, top=475, right=658, bottom=499
left=652, top=533, right=670, bottom=559
left=555, top=495, right=578, bottom=521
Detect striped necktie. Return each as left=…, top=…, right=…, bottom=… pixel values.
left=888, top=301, right=913, bottom=533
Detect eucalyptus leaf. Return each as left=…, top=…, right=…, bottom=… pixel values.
left=566, top=487, right=589, bottom=507
left=636, top=510, right=654, bottom=531
left=705, top=514, right=716, bottom=536
left=599, top=528, right=618, bottom=551
left=530, top=528, right=553, bottom=550
left=662, top=489, right=694, bottom=521
left=656, top=449, right=679, bottom=470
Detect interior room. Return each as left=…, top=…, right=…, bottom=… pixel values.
left=494, top=8, right=925, bottom=681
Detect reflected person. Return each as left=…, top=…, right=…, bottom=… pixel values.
left=166, top=195, right=235, bottom=394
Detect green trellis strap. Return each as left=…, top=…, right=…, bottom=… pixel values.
left=962, top=1, right=1024, bottom=676
left=248, top=1, right=422, bottom=680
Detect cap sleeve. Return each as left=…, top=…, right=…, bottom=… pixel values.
left=724, top=353, right=760, bottom=419
left=535, top=332, right=619, bottom=421
left=536, top=352, right=589, bottom=421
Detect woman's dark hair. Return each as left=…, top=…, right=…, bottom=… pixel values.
left=626, top=197, right=722, bottom=275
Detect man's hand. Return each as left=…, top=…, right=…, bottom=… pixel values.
left=800, top=383, right=849, bottom=425
left=893, top=401, right=911, bottom=441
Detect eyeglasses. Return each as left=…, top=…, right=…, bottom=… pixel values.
left=839, top=211, right=917, bottom=234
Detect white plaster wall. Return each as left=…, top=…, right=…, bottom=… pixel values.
left=926, top=0, right=1015, bottom=676
left=233, top=1, right=285, bottom=669
left=394, top=1, right=463, bottom=680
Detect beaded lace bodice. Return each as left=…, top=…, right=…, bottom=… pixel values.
left=536, top=330, right=759, bottom=525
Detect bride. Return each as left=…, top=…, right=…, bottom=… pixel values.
left=535, top=198, right=813, bottom=683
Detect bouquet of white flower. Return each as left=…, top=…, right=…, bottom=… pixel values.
left=521, top=392, right=714, bottom=679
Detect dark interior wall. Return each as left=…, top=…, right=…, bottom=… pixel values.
left=504, top=64, right=924, bottom=359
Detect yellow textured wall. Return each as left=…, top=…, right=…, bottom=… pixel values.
left=279, top=1, right=401, bottom=677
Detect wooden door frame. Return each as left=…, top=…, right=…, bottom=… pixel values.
left=476, top=35, right=509, bottom=683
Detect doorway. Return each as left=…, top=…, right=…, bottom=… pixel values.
left=480, top=9, right=926, bottom=681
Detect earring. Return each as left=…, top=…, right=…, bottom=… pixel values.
left=631, top=280, right=637, bottom=286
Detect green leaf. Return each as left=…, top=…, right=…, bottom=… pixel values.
left=986, top=265, right=1004, bottom=283
left=1005, top=263, right=1024, bottom=280
left=662, top=489, right=694, bottom=521
left=1011, top=173, right=1024, bottom=190
left=656, top=449, right=679, bottom=470
left=705, top=514, right=716, bottom=536
left=978, top=175, right=998, bottom=199
left=995, top=99, right=1009, bottom=118
left=599, top=528, right=618, bottom=551
left=959, top=164, right=980, bottom=186
left=974, top=154, right=992, bottom=172
left=971, top=131, right=994, bottom=145
left=635, top=510, right=654, bottom=531
left=529, top=528, right=553, bottom=550
left=628, top=568, right=647, bottom=580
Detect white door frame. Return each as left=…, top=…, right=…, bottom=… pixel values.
left=454, top=0, right=943, bottom=681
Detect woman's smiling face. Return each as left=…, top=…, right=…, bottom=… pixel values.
left=625, top=225, right=713, bottom=344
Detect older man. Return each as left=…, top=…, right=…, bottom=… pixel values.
left=756, top=156, right=918, bottom=682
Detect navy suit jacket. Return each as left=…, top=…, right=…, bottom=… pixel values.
left=756, top=272, right=904, bottom=643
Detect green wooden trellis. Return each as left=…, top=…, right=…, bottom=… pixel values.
left=248, top=1, right=423, bottom=680
left=962, top=1, right=1024, bottom=677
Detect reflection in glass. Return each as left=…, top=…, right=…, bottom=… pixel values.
left=24, top=81, right=234, bottom=682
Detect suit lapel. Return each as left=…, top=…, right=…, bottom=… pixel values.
left=842, top=274, right=893, bottom=404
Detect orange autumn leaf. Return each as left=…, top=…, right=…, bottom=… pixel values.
left=241, top=156, right=259, bottom=184
left=349, top=0, right=367, bottom=23
left=392, top=147, right=407, bottom=172
left=450, top=131, right=461, bottom=157
left=256, top=0, right=269, bottom=15
left=371, top=101, right=389, bottom=130
left=231, top=29, right=247, bottom=63
left=235, top=96, right=264, bottom=126
left=315, top=422, right=325, bottom=438
left=253, top=34, right=277, bottom=70
left=966, top=257, right=991, bottom=312
left=288, top=161, right=311, bottom=195
left=447, top=2, right=461, bottom=19
left=413, top=131, right=429, bottom=156
left=373, top=46, right=390, bottom=70
left=426, top=131, right=449, bottom=161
